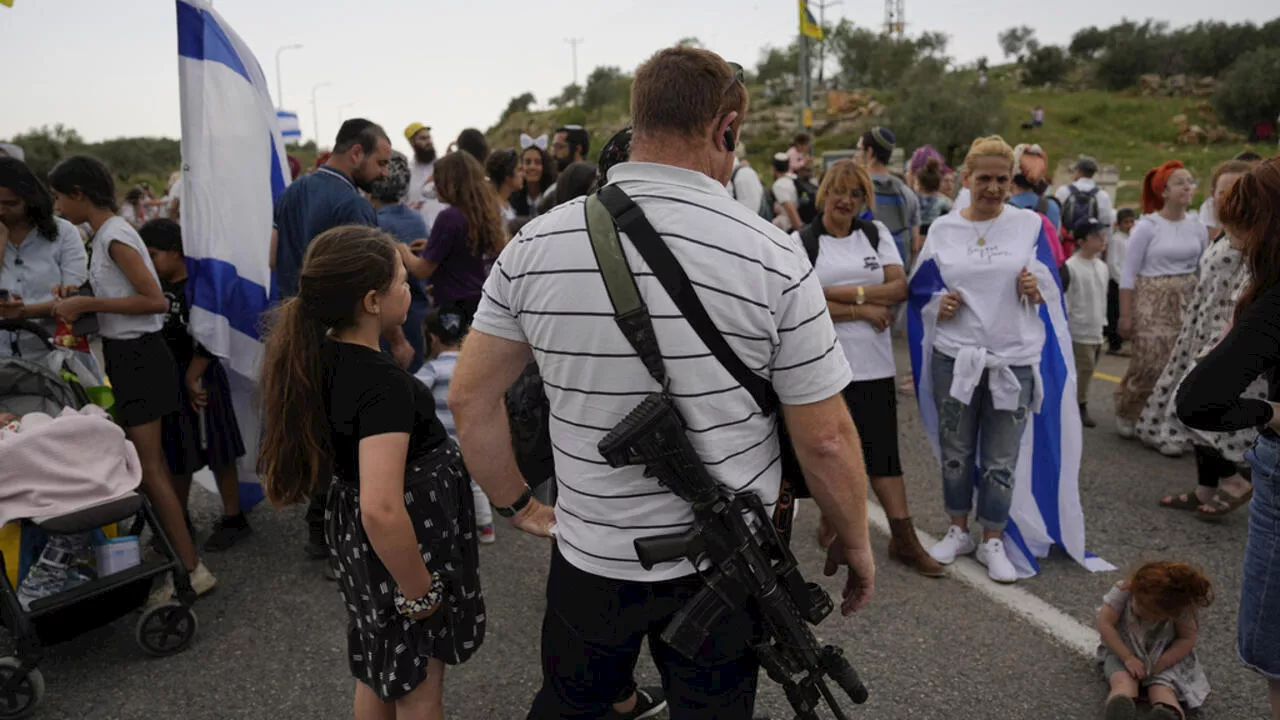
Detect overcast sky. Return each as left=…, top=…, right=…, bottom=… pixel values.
left=1, top=0, right=1273, bottom=156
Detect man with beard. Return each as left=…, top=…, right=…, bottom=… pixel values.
left=404, top=122, right=445, bottom=231
left=269, top=118, right=410, bottom=570
left=552, top=124, right=589, bottom=171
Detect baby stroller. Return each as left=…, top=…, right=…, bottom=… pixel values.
left=0, top=320, right=198, bottom=719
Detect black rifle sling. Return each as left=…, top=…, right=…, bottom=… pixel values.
left=595, top=184, right=776, bottom=415
left=584, top=194, right=666, bottom=388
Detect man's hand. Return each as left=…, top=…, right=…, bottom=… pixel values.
left=510, top=497, right=556, bottom=538
left=824, top=539, right=875, bottom=615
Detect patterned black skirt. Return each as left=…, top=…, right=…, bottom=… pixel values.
left=325, top=442, right=485, bottom=701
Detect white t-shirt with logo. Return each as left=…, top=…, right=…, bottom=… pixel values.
left=928, top=208, right=1046, bottom=365
left=90, top=216, right=165, bottom=340
left=807, top=220, right=901, bottom=381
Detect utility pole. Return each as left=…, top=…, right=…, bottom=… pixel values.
left=274, top=44, right=303, bottom=109
left=813, top=0, right=842, bottom=85
left=311, top=81, right=332, bottom=149
left=564, top=38, right=584, bottom=88
left=798, top=33, right=812, bottom=132
left=883, top=0, right=905, bottom=38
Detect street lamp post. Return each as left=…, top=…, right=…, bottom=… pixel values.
left=274, top=44, right=303, bottom=109
left=311, top=82, right=332, bottom=148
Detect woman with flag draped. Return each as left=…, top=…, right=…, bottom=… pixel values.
left=908, top=135, right=1113, bottom=582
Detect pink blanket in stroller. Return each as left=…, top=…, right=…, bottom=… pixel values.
left=0, top=406, right=142, bottom=527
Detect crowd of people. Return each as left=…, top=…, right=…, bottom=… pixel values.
left=2, top=42, right=1280, bottom=720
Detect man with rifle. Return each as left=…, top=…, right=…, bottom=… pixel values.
left=450, top=45, right=875, bottom=719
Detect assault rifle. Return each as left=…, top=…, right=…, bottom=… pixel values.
left=599, top=392, right=868, bottom=720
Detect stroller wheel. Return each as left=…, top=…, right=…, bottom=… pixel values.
left=135, top=602, right=198, bottom=657
left=0, top=657, right=44, bottom=720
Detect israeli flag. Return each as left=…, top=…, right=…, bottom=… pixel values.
left=907, top=212, right=1114, bottom=578
left=177, top=0, right=288, bottom=508
left=276, top=111, right=302, bottom=142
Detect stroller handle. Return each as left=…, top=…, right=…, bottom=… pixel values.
left=0, top=320, right=57, bottom=351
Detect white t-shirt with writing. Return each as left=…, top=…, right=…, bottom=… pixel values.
left=90, top=216, right=165, bottom=340
left=929, top=208, right=1046, bottom=365
left=808, top=220, right=901, bottom=381
left=473, top=162, right=851, bottom=582
left=1064, top=254, right=1109, bottom=344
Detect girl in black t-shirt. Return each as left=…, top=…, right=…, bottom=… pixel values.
left=258, top=226, right=483, bottom=716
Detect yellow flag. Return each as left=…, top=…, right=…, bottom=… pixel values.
left=799, top=0, right=824, bottom=40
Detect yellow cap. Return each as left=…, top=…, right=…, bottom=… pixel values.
left=404, top=122, right=430, bottom=141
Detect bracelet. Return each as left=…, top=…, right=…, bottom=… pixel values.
left=394, top=579, right=445, bottom=618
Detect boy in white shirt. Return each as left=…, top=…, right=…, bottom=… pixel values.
left=1063, top=217, right=1111, bottom=428
left=1104, top=208, right=1136, bottom=355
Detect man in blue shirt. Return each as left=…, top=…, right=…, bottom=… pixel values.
left=271, top=118, right=390, bottom=297
left=269, top=118, right=405, bottom=565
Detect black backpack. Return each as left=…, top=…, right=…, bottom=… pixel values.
left=794, top=177, right=819, bottom=225
left=1061, top=185, right=1100, bottom=237
left=798, top=214, right=881, bottom=265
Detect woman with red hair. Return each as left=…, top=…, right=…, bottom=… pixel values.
left=1114, top=161, right=1208, bottom=439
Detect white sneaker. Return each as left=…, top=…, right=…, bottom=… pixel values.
left=146, top=560, right=217, bottom=608
left=928, top=526, right=976, bottom=565
left=1116, top=417, right=1136, bottom=439
left=975, top=539, right=1018, bottom=584
left=1159, top=442, right=1185, bottom=458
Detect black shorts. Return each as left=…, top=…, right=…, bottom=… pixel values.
left=841, top=377, right=902, bottom=478
left=102, top=332, right=181, bottom=428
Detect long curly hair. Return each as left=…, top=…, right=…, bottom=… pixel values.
left=433, top=151, right=507, bottom=257
left=256, top=226, right=401, bottom=505
left=1222, top=156, right=1280, bottom=322
left=1125, top=561, right=1214, bottom=622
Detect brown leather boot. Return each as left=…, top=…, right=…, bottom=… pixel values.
left=887, top=517, right=946, bottom=578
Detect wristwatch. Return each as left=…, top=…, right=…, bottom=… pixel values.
left=855, top=286, right=866, bottom=305
left=394, top=580, right=445, bottom=618
left=495, top=485, right=535, bottom=518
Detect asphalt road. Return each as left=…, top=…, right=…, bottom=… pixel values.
left=8, top=344, right=1273, bottom=720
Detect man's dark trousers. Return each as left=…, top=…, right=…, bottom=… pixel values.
left=527, top=547, right=760, bottom=719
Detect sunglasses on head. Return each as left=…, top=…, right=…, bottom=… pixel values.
left=721, top=62, right=745, bottom=97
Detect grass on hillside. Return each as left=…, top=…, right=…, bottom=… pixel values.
left=1001, top=90, right=1262, bottom=206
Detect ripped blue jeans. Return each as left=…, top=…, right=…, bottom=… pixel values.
left=930, top=351, right=1034, bottom=532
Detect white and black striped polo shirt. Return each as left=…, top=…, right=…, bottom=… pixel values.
left=472, top=161, right=852, bottom=582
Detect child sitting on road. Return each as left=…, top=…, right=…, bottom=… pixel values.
left=1096, top=560, right=1213, bottom=720
left=1063, top=217, right=1111, bottom=428
left=414, top=308, right=496, bottom=545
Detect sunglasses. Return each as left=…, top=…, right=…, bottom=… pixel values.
left=721, top=62, right=745, bottom=96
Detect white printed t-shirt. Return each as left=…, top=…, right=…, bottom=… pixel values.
left=928, top=207, right=1046, bottom=365
left=807, top=220, right=901, bottom=381
left=472, top=161, right=851, bottom=582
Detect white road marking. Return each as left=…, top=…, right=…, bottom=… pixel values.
left=864, top=502, right=1100, bottom=658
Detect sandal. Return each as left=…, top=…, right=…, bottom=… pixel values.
left=1159, top=491, right=1204, bottom=512
left=1196, top=487, right=1253, bottom=521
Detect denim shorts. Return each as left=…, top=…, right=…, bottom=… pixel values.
left=1240, top=432, right=1280, bottom=679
